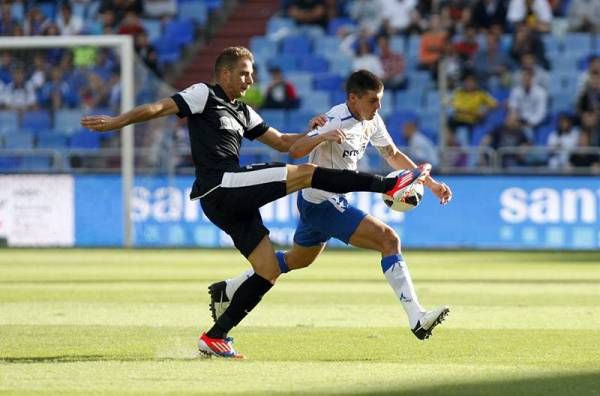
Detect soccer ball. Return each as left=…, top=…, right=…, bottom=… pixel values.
left=382, top=169, right=425, bottom=212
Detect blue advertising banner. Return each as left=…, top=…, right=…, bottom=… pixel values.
left=74, top=175, right=600, bottom=249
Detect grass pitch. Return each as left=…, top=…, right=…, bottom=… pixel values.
left=1, top=249, right=600, bottom=395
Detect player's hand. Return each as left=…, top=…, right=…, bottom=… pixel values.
left=322, top=128, right=346, bottom=144
left=428, top=180, right=453, bottom=205
left=81, top=115, right=118, bottom=132
left=308, top=114, right=328, bottom=130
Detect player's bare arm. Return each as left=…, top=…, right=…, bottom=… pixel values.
left=80, top=97, right=179, bottom=132
left=377, top=144, right=452, bottom=205
left=289, top=128, right=347, bottom=158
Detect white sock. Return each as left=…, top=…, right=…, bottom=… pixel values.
left=381, top=254, right=425, bottom=328
left=225, top=269, right=254, bottom=300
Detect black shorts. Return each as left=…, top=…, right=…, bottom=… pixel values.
left=199, top=163, right=288, bottom=257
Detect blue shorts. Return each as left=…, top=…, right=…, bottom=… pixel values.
left=293, top=192, right=368, bottom=247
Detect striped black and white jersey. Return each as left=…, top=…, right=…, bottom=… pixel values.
left=302, top=103, right=394, bottom=204
left=171, top=83, right=270, bottom=198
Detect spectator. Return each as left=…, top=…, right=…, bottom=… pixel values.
left=0, top=2, right=16, bottom=36
left=473, top=31, right=511, bottom=89
left=377, top=35, right=407, bottom=91
left=352, top=38, right=384, bottom=78
left=348, top=0, right=384, bottom=35
left=23, top=6, right=51, bottom=36
left=100, top=0, right=144, bottom=26
left=99, top=9, right=117, bottom=33
left=441, top=0, right=472, bottom=34
left=508, top=67, right=548, bottom=132
left=480, top=111, right=531, bottom=167
left=567, top=0, right=600, bottom=33
left=569, top=131, right=600, bottom=170
left=402, top=120, right=439, bottom=167
left=471, top=0, right=508, bottom=32
left=0, top=51, right=12, bottom=84
left=453, top=25, right=480, bottom=63
left=56, top=2, right=84, bottom=35
left=2, top=67, right=37, bottom=111
left=579, top=110, right=600, bottom=146
left=39, top=66, right=78, bottom=110
left=263, top=66, right=300, bottom=109
left=577, top=70, right=600, bottom=117
left=80, top=72, right=110, bottom=110
left=509, top=23, right=549, bottom=70
left=117, top=11, right=145, bottom=36
left=287, top=0, right=328, bottom=28
left=380, top=0, right=421, bottom=36
left=507, top=0, right=552, bottom=33
left=576, top=56, right=600, bottom=98
left=28, top=53, right=48, bottom=91
left=547, top=113, right=580, bottom=169
left=513, top=52, right=550, bottom=91
left=143, top=0, right=177, bottom=18
left=134, top=31, right=162, bottom=77
left=438, top=41, right=464, bottom=89
left=448, top=72, right=498, bottom=143
left=418, top=13, right=448, bottom=73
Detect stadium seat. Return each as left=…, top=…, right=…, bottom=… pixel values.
left=313, top=73, right=344, bottom=92
left=327, top=17, right=356, bottom=35
left=0, top=111, right=18, bottom=132
left=281, top=35, right=312, bottom=55
left=164, top=20, right=195, bottom=47
left=298, top=55, right=329, bottom=73
left=178, top=1, right=208, bottom=26
left=330, top=89, right=346, bottom=105
left=407, top=35, right=420, bottom=57
left=55, top=109, right=84, bottom=134
left=313, top=36, right=342, bottom=58
left=69, top=131, right=100, bottom=149
left=37, top=132, right=68, bottom=149
left=21, top=155, right=52, bottom=171
left=287, top=111, right=316, bottom=131
left=141, top=18, right=163, bottom=42
left=203, top=0, right=223, bottom=12
left=267, top=56, right=297, bottom=73
left=21, top=110, right=52, bottom=131
left=395, top=90, right=423, bottom=108
left=424, top=91, right=441, bottom=111
left=266, top=17, right=296, bottom=36
left=38, top=2, right=56, bottom=19
left=0, top=156, right=21, bottom=171
left=286, top=72, right=314, bottom=97
left=154, top=38, right=181, bottom=65
left=562, top=33, right=591, bottom=56
left=327, top=56, right=352, bottom=76
left=260, top=109, right=287, bottom=131
left=534, top=124, right=555, bottom=146
left=390, top=36, right=405, bottom=53
left=299, top=91, right=329, bottom=113
left=250, top=36, right=278, bottom=59
left=4, top=132, right=34, bottom=149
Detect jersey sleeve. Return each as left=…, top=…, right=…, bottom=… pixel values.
left=369, top=114, right=394, bottom=147
left=244, top=105, right=270, bottom=140
left=171, top=83, right=209, bottom=117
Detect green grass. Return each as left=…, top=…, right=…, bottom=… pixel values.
left=1, top=249, right=600, bottom=395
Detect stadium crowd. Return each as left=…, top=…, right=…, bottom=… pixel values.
left=0, top=0, right=599, bottom=172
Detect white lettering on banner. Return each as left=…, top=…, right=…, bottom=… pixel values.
left=131, top=187, right=151, bottom=221
left=500, top=187, right=599, bottom=224
left=153, top=187, right=182, bottom=222
left=0, top=175, right=74, bottom=246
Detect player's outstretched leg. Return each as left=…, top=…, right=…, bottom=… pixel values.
left=383, top=163, right=431, bottom=200
left=198, top=333, right=244, bottom=359
left=411, top=306, right=450, bottom=340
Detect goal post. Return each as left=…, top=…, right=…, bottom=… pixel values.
left=0, top=35, right=135, bottom=247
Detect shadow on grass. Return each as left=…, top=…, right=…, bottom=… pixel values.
left=0, top=355, right=199, bottom=364
left=347, top=371, right=600, bottom=396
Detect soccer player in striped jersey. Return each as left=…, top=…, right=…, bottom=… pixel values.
left=209, top=70, right=453, bottom=341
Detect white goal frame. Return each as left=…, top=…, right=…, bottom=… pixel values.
left=0, top=35, right=135, bottom=247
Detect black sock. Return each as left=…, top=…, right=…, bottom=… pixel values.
left=206, top=273, right=273, bottom=339
left=311, top=167, right=397, bottom=193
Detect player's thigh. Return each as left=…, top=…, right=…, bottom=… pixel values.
left=221, top=163, right=288, bottom=209
left=285, top=163, right=317, bottom=194
left=286, top=243, right=326, bottom=269
left=349, top=214, right=400, bottom=253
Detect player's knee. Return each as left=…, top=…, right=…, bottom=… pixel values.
left=380, top=226, right=401, bottom=253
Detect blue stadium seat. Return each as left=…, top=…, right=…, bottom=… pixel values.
left=563, top=33, right=591, bottom=56
left=287, top=110, right=316, bottom=131
left=313, top=36, right=342, bottom=58
left=407, top=35, right=420, bottom=57
left=421, top=127, right=438, bottom=144
left=11, top=2, right=24, bottom=21
left=424, top=91, right=441, bottom=111
left=250, top=36, right=278, bottom=59
left=38, top=2, right=56, bottom=19
left=327, top=56, right=352, bottom=76
left=298, top=55, right=329, bottom=73
left=299, top=91, right=329, bottom=113
left=141, top=18, right=163, bottom=42
left=534, top=124, right=555, bottom=146
left=164, top=19, right=195, bottom=47
left=267, top=56, right=298, bottom=73
left=55, top=109, right=84, bottom=134
left=281, top=35, right=312, bottom=55
left=266, top=17, right=296, bottom=36
left=203, top=0, right=223, bottom=12
left=260, top=109, right=287, bottom=131
left=70, top=131, right=100, bottom=149
left=5, top=132, right=34, bottom=149
left=327, top=17, right=356, bottom=35
left=154, top=38, right=181, bottom=65
left=21, top=110, right=51, bottom=131
left=395, top=90, right=423, bottom=108
left=286, top=72, right=314, bottom=97
left=0, top=156, right=21, bottom=171
left=37, top=132, right=68, bottom=149
left=313, top=73, right=343, bottom=92
left=390, top=36, right=405, bottom=53
left=178, top=1, right=208, bottom=26
left=0, top=111, right=18, bottom=132
left=330, top=89, right=346, bottom=105
left=21, top=155, right=52, bottom=171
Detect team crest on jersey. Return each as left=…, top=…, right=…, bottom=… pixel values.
left=219, top=116, right=243, bottom=135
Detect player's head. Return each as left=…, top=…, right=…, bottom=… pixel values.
left=214, top=46, right=255, bottom=100
left=345, top=70, right=383, bottom=121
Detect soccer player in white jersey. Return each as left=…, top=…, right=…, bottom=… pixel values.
left=208, top=70, right=453, bottom=340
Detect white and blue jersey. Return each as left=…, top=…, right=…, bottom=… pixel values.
left=295, top=103, right=394, bottom=247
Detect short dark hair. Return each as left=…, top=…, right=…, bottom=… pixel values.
left=345, top=70, right=383, bottom=97
left=214, top=46, right=254, bottom=76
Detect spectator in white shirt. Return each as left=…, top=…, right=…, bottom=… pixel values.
left=2, top=67, right=36, bottom=111
left=56, top=3, right=83, bottom=35
left=513, top=52, right=549, bottom=91
left=547, top=113, right=580, bottom=169
left=507, top=0, right=552, bottom=32
left=508, top=67, right=548, bottom=131
left=567, top=0, right=600, bottom=33
left=352, top=38, right=384, bottom=78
